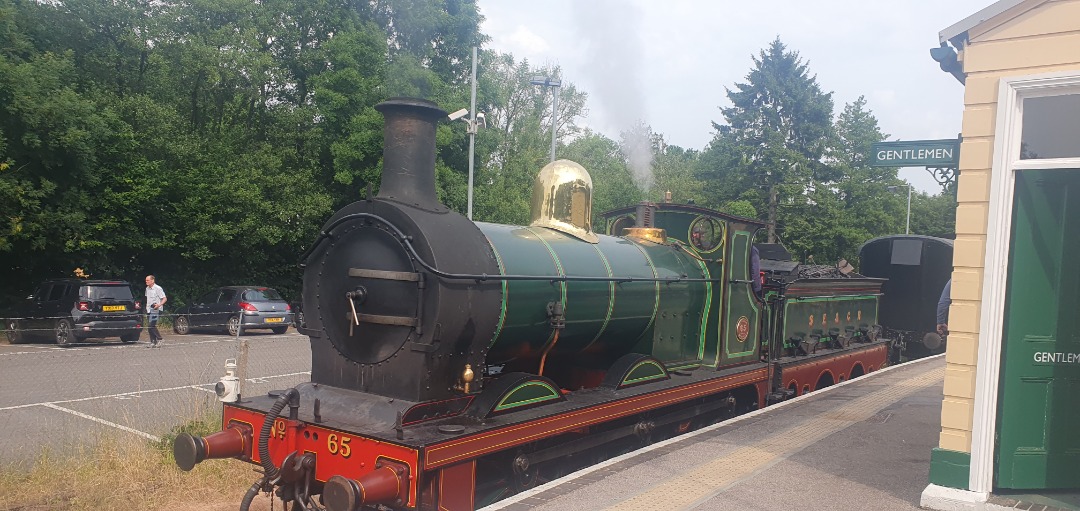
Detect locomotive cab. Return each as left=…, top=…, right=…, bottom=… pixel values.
left=600, top=201, right=766, bottom=369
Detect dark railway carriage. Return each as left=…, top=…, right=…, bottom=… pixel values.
left=173, top=98, right=890, bottom=511
left=858, top=235, right=954, bottom=359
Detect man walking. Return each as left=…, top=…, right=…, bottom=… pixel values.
left=145, top=275, right=167, bottom=347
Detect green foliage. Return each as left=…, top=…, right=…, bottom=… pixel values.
left=910, top=191, right=957, bottom=239
left=464, top=53, right=589, bottom=225
left=700, top=40, right=955, bottom=264
left=652, top=143, right=706, bottom=206
left=0, top=0, right=485, bottom=307
left=720, top=200, right=757, bottom=219
left=0, top=1, right=959, bottom=312
left=562, top=131, right=643, bottom=226
left=704, top=38, right=835, bottom=242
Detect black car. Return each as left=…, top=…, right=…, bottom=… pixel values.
left=6, top=279, right=142, bottom=345
left=172, top=286, right=293, bottom=336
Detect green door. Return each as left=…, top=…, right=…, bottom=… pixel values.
left=996, top=169, right=1080, bottom=489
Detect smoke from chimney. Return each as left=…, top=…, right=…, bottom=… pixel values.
left=572, top=1, right=654, bottom=192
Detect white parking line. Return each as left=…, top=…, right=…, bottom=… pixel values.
left=42, top=403, right=161, bottom=442
left=0, top=371, right=312, bottom=411
left=0, top=334, right=304, bottom=356
left=191, top=385, right=218, bottom=394
left=0, top=345, right=65, bottom=356
left=0, top=350, right=52, bottom=356
left=5, top=370, right=311, bottom=442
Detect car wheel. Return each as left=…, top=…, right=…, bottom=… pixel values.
left=120, top=331, right=140, bottom=343
left=271, top=326, right=288, bottom=335
left=55, top=319, right=74, bottom=346
left=6, top=320, right=25, bottom=344
left=227, top=316, right=241, bottom=337
left=173, top=316, right=190, bottom=335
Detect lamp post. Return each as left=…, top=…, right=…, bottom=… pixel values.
left=888, top=184, right=913, bottom=234
left=530, top=75, right=561, bottom=162
left=467, top=47, right=478, bottom=220
left=448, top=48, right=485, bottom=219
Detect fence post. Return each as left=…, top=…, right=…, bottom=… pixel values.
left=236, top=339, right=249, bottom=402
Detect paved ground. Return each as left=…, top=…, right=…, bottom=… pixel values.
left=485, top=355, right=945, bottom=511
left=0, top=330, right=311, bottom=468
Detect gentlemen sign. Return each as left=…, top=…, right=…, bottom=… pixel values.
left=871, top=139, right=960, bottom=167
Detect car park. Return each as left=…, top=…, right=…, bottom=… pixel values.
left=5, top=279, right=142, bottom=345
left=172, top=286, right=293, bottom=336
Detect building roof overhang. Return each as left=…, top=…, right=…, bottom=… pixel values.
left=932, top=0, right=1033, bottom=84
left=938, top=0, right=1026, bottom=49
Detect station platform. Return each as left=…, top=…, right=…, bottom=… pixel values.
left=482, top=354, right=947, bottom=511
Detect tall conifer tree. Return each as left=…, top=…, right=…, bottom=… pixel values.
left=708, top=38, right=834, bottom=242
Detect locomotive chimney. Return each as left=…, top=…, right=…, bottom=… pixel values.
left=374, top=98, right=448, bottom=208
left=635, top=202, right=657, bottom=228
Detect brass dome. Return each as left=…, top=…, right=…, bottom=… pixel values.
left=529, top=159, right=598, bottom=243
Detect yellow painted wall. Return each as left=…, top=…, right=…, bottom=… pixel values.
left=939, top=0, right=1080, bottom=453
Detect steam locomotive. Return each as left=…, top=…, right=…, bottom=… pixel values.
left=173, top=98, right=890, bottom=511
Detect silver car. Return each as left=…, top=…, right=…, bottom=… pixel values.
left=172, top=286, right=293, bottom=335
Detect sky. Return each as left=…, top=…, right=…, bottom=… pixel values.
left=478, top=0, right=993, bottom=194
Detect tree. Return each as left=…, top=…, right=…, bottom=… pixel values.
left=562, top=131, right=642, bottom=229
left=0, top=0, right=492, bottom=307
left=464, top=54, right=588, bottom=225
left=823, top=97, right=909, bottom=261
left=704, top=38, right=834, bottom=242
left=909, top=191, right=957, bottom=240
left=652, top=142, right=705, bottom=206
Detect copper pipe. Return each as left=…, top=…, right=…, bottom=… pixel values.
left=537, top=329, right=560, bottom=377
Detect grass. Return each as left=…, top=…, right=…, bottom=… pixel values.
left=0, top=327, right=295, bottom=510
left=0, top=413, right=287, bottom=511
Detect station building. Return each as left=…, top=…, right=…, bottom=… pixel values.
left=922, top=0, right=1080, bottom=508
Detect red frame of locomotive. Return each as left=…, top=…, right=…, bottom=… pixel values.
left=218, top=341, right=886, bottom=510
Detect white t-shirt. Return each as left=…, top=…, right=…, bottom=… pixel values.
left=146, top=284, right=167, bottom=313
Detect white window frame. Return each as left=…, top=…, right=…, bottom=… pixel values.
left=970, top=71, right=1080, bottom=494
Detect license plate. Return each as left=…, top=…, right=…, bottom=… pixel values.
left=102, top=305, right=126, bottom=312
left=264, top=317, right=284, bottom=323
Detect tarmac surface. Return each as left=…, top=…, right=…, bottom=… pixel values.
left=483, top=354, right=946, bottom=511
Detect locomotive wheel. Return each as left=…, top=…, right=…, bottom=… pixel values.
left=511, top=454, right=538, bottom=491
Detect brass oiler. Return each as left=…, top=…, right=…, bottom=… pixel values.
left=462, top=364, right=475, bottom=394
left=622, top=227, right=667, bottom=244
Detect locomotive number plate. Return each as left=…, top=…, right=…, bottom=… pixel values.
left=264, top=317, right=284, bottom=323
